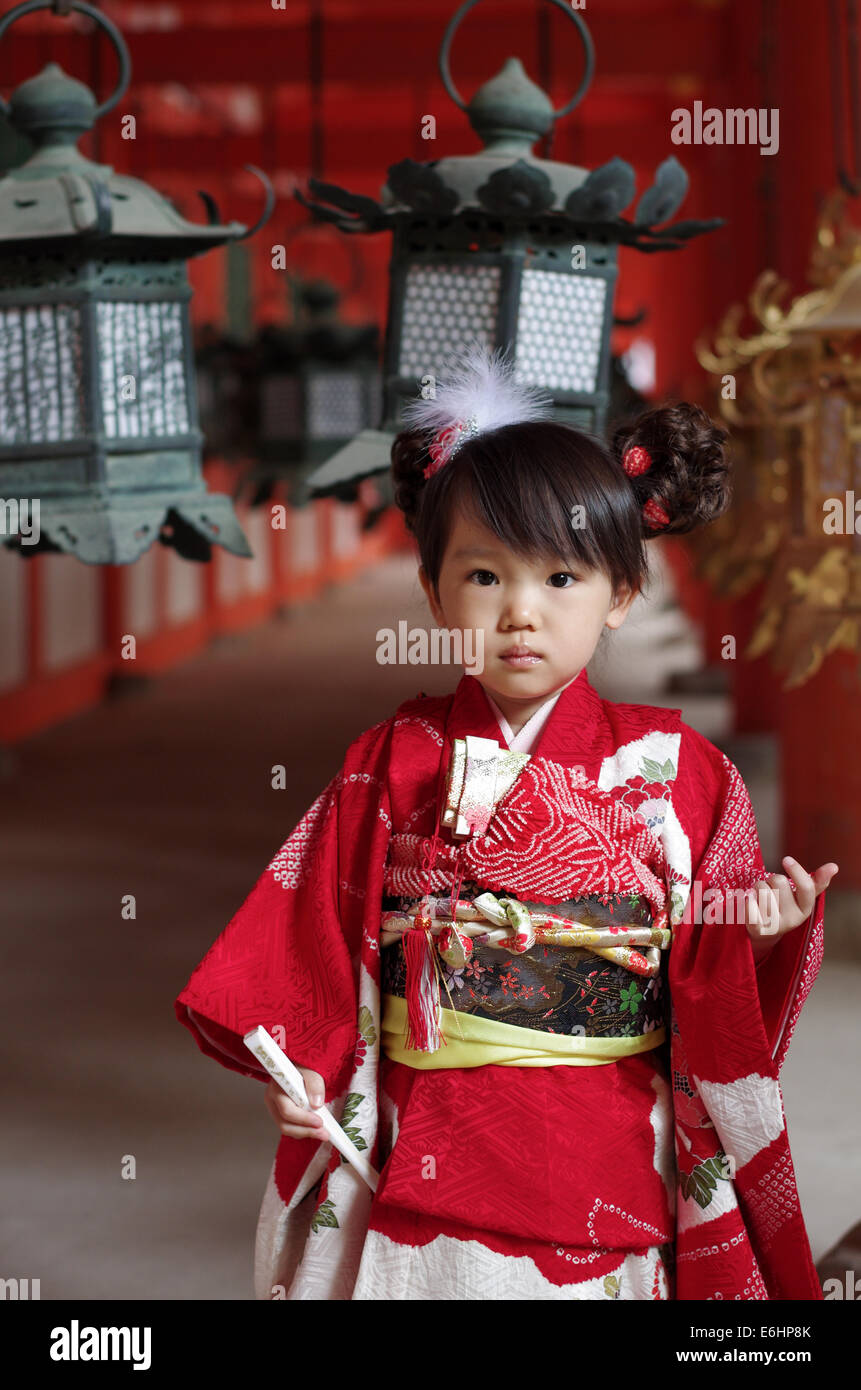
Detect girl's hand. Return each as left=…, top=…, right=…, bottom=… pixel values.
left=264, top=1068, right=327, bottom=1141
left=744, top=857, right=838, bottom=959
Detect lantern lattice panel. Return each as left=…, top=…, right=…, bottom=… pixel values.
left=515, top=269, right=607, bottom=393
left=397, top=263, right=500, bottom=377
left=307, top=371, right=366, bottom=438
left=260, top=375, right=303, bottom=440
left=97, top=301, right=189, bottom=439
left=0, top=304, right=85, bottom=443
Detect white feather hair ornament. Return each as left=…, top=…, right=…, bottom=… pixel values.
left=400, top=339, right=554, bottom=480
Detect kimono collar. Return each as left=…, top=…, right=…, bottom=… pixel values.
left=445, top=668, right=603, bottom=771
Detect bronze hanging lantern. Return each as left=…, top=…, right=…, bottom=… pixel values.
left=296, top=0, right=723, bottom=497
left=194, top=321, right=260, bottom=465
left=239, top=221, right=381, bottom=509
left=0, top=0, right=274, bottom=564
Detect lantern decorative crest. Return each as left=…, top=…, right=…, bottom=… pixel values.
left=295, top=0, right=723, bottom=497
left=0, top=0, right=273, bottom=564
left=696, top=190, right=861, bottom=687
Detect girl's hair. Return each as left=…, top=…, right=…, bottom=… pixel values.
left=391, top=401, right=730, bottom=598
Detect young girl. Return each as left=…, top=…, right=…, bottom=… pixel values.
left=175, top=345, right=836, bottom=1301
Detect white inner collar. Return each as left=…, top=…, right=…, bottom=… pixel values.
left=484, top=679, right=574, bottom=754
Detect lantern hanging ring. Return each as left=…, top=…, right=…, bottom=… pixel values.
left=224, top=165, right=275, bottom=241
left=0, top=0, right=131, bottom=119
left=438, top=0, right=595, bottom=119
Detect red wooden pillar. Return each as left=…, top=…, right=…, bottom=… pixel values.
left=780, top=652, right=861, bottom=886
left=729, top=585, right=781, bottom=734
left=701, top=594, right=736, bottom=667
left=770, top=1, right=861, bottom=892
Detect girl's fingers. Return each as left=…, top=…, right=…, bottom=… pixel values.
left=265, top=1084, right=326, bottom=1135
left=278, top=1122, right=329, bottom=1141
left=273, top=1099, right=324, bottom=1129
left=747, top=882, right=779, bottom=934
left=758, top=880, right=781, bottom=929
left=783, top=857, right=838, bottom=913
left=269, top=1088, right=302, bottom=1121
left=280, top=1117, right=328, bottom=1139
left=278, top=1100, right=325, bottom=1132
left=296, top=1067, right=326, bottom=1109
left=767, top=872, right=801, bottom=925
left=810, top=861, right=839, bottom=893
left=270, top=1112, right=326, bottom=1139
left=781, top=856, right=814, bottom=913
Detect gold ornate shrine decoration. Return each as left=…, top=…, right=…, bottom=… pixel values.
left=694, top=191, right=861, bottom=688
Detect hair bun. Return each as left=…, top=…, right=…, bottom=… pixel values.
left=611, top=401, right=730, bottom=539
left=391, top=427, right=431, bottom=533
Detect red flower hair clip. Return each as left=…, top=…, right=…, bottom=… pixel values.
left=622, top=445, right=652, bottom=477
left=424, top=417, right=478, bottom=479
left=621, top=445, right=669, bottom=529
left=642, top=498, right=670, bottom=530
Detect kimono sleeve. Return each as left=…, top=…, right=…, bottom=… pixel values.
left=174, top=719, right=394, bottom=1100
left=671, top=725, right=824, bottom=1073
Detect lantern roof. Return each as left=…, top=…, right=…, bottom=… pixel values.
left=297, top=52, right=723, bottom=252
left=255, top=317, right=379, bottom=366
left=0, top=61, right=260, bottom=257
left=380, top=57, right=592, bottom=223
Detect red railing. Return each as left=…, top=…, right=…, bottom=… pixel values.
left=0, top=465, right=407, bottom=743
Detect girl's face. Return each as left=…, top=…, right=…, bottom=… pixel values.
left=418, top=507, right=636, bottom=727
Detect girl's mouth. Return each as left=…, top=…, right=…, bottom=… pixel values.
left=499, top=649, right=542, bottom=668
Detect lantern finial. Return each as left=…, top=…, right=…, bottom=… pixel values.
left=468, top=58, right=554, bottom=155
left=9, top=62, right=96, bottom=147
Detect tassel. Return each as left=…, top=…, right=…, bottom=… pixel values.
left=403, top=909, right=442, bottom=1052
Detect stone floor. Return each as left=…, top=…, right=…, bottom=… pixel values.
left=1, top=547, right=857, bottom=1298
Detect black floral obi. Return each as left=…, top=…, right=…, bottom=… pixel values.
left=380, top=886, right=669, bottom=1063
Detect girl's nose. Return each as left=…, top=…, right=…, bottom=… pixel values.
left=500, top=593, right=537, bottom=629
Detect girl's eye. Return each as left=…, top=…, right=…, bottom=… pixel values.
left=548, top=572, right=579, bottom=588
left=468, top=569, right=498, bottom=585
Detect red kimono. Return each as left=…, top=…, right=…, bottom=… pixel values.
left=175, top=669, right=824, bottom=1300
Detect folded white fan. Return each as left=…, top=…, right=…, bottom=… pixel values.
left=243, top=1026, right=379, bottom=1192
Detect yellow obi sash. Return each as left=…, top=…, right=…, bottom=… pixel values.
left=381, top=992, right=667, bottom=1069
